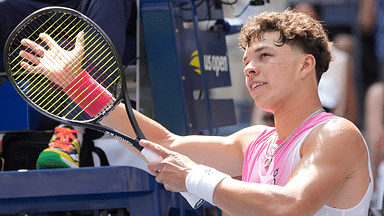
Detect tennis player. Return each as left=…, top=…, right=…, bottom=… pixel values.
left=102, top=10, right=373, bottom=215
left=20, top=8, right=373, bottom=215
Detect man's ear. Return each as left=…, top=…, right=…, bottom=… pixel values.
left=300, top=54, right=316, bottom=79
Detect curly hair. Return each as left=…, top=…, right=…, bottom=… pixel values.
left=239, top=9, right=333, bottom=82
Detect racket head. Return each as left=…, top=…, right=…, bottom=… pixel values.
left=4, top=6, right=124, bottom=124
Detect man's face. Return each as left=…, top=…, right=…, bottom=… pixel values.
left=242, top=31, right=305, bottom=112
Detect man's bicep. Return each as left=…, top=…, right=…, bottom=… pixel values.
left=284, top=148, right=348, bottom=212
left=286, top=121, right=367, bottom=210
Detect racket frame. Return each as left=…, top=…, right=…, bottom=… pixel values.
left=4, top=6, right=205, bottom=209
left=3, top=6, right=142, bottom=151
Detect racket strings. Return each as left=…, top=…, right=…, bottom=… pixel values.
left=32, top=26, right=100, bottom=108
left=43, top=20, right=120, bottom=118
left=8, top=10, right=121, bottom=121
left=49, top=34, right=117, bottom=118
left=12, top=12, right=79, bottom=92
left=8, top=11, right=64, bottom=66
left=12, top=12, right=75, bottom=79
left=23, top=17, right=89, bottom=98
left=50, top=27, right=118, bottom=118
left=14, top=15, right=87, bottom=114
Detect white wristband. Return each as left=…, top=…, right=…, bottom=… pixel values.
left=185, top=164, right=230, bottom=205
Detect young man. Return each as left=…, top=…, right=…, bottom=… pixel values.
left=104, top=10, right=373, bottom=215
left=20, top=9, right=372, bottom=215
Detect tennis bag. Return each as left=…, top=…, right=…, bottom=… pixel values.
left=1, top=128, right=108, bottom=171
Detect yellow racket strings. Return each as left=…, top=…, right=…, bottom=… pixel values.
left=9, top=10, right=121, bottom=120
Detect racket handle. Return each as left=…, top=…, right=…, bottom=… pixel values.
left=141, top=147, right=205, bottom=209
left=141, top=147, right=162, bottom=162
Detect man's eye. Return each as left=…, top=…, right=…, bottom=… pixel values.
left=261, top=53, right=270, bottom=58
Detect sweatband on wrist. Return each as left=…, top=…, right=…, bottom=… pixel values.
left=63, top=71, right=112, bottom=117
left=186, top=164, right=230, bottom=205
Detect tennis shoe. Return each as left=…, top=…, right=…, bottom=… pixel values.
left=36, top=125, right=84, bottom=169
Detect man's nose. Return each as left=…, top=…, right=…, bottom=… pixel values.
left=244, top=65, right=259, bottom=77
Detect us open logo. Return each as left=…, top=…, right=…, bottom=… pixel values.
left=189, top=50, right=229, bottom=77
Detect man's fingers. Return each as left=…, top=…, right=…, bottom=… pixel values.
left=75, top=31, right=85, bottom=52
left=148, top=162, right=163, bottom=176
left=21, top=38, right=45, bottom=57
left=140, top=139, right=171, bottom=159
left=19, top=50, right=40, bottom=65
left=20, top=61, right=35, bottom=72
left=39, top=33, right=60, bottom=50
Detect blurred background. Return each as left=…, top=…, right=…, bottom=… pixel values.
left=1, top=0, right=384, bottom=215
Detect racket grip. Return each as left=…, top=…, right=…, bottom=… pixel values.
left=141, top=147, right=162, bottom=162
left=141, top=148, right=205, bottom=209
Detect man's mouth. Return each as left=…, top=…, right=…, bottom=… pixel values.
left=251, top=82, right=267, bottom=90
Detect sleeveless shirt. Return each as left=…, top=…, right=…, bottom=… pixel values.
left=242, top=112, right=373, bottom=215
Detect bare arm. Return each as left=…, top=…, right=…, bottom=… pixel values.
left=165, top=125, right=265, bottom=176
left=18, top=32, right=257, bottom=174
left=101, top=103, right=265, bottom=176
left=100, top=103, right=170, bottom=144
left=211, top=118, right=369, bottom=215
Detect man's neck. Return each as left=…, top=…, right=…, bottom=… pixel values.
left=273, top=99, right=323, bottom=140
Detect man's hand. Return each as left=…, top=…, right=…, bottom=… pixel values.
left=19, top=31, right=85, bottom=88
left=139, top=140, right=198, bottom=192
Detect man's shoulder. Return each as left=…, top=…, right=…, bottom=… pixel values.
left=304, top=117, right=367, bottom=159
left=229, top=125, right=271, bottom=153
left=319, top=117, right=362, bottom=138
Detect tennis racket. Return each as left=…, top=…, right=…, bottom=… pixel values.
left=4, top=6, right=204, bottom=209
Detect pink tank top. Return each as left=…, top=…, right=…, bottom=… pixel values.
left=242, top=112, right=373, bottom=215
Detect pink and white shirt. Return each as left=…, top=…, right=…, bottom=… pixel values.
left=242, top=112, right=373, bottom=215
